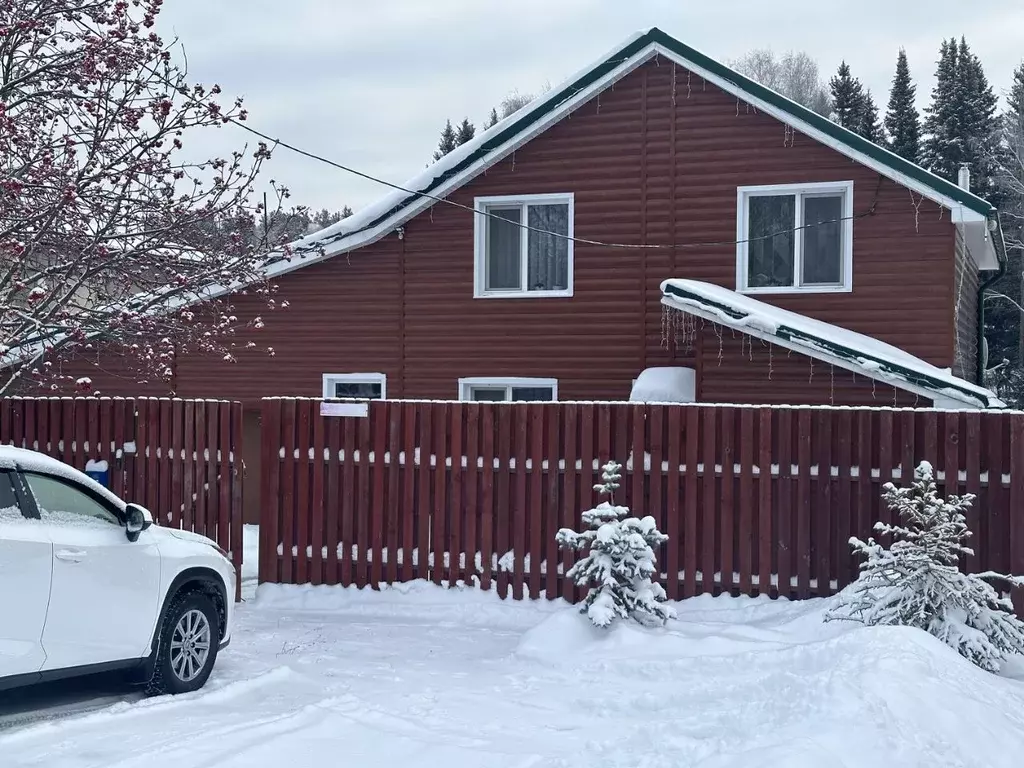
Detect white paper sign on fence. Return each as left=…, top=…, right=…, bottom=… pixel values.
left=320, top=401, right=369, bottom=418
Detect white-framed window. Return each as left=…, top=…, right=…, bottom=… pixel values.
left=736, top=181, right=854, bottom=294
left=322, top=373, right=386, bottom=400
left=474, top=193, right=574, bottom=298
left=458, top=377, right=558, bottom=402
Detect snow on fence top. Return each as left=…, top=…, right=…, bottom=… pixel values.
left=660, top=279, right=1002, bottom=410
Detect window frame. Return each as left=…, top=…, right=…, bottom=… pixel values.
left=736, top=181, right=854, bottom=295
left=473, top=193, right=575, bottom=299
left=19, top=470, right=124, bottom=527
left=458, top=377, right=559, bottom=402
left=321, top=373, right=387, bottom=400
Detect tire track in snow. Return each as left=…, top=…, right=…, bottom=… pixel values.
left=0, top=667, right=293, bottom=745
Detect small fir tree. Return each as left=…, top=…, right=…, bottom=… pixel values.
left=830, top=61, right=866, bottom=131
left=857, top=90, right=883, bottom=144
left=885, top=49, right=922, bottom=162
left=826, top=461, right=1024, bottom=673
left=556, top=461, right=676, bottom=628
left=433, top=119, right=458, bottom=161
left=485, top=107, right=500, bottom=129
left=455, top=117, right=476, bottom=146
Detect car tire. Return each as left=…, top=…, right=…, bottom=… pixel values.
left=146, top=591, right=221, bottom=696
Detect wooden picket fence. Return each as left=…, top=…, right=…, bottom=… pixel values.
left=0, top=397, right=244, bottom=599
left=260, top=398, right=1024, bottom=613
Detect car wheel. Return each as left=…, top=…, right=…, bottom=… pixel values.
left=147, top=592, right=221, bottom=696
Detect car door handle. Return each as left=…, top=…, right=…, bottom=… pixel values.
left=54, top=549, right=87, bottom=563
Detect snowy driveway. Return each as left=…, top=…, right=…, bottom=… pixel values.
left=2, top=583, right=1024, bottom=767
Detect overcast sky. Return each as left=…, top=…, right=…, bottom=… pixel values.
left=158, top=1, right=1024, bottom=214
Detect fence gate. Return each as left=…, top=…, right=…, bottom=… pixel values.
left=260, top=398, right=1024, bottom=615
left=0, top=397, right=244, bottom=599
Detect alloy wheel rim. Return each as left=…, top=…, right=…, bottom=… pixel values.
left=169, top=609, right=212, bottom=683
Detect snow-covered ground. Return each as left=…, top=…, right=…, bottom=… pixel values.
left=2, top=581, right=1023, bottom=767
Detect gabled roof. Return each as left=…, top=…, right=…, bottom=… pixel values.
left=270, top=26, right=1002, bottom=281
left=661, top=279, right=1003, bottom=409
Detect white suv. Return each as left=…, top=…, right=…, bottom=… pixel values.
left=0, top=446, right=235, bottom=696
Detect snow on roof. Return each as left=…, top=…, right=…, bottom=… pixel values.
left=265, top=27, right=999, bottom=282
left=0, top=445, right=127, bottom=510
left=660, top=279, right=1003, bottom=410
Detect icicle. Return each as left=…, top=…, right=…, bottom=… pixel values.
left=893, top=386, right=898, bottom=407
left=715, top=323, right=724, bottom=366
left=808, top=357, right=814, bottom=384
left=686, top=69, right=692, bottom=99
left=736, top=97, right=740, bottom=117
left=748, top=335, right=754, bottom=361
left=671, top=64, right=677, bottom=107
left=596, top=93, right=600, bottom=115
left=661, top=306, right=670, bottom=350
left=871, top=378, right=877, bottom=400
left=830, top=364, right=835, bottom=405
left=909, top=189, right=923, bottom=233
left=768, top=345, right=773, bottom=380
left=511, top=149, right=516, bottom=172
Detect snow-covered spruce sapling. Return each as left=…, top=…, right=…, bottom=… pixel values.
left=555, top=461, right=676, bottom=628
left=826, top=461, right=1024, bottom=672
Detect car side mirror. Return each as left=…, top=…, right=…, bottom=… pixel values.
left=125, top=503, right=153, bottom=542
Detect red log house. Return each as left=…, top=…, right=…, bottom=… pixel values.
left=50, top=27, right=1004, bottom=412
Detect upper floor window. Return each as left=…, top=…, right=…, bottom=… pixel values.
left=459, top=377, right=558, bottom=402
left=322, top=373, right=386, bottom=400
left=474, top=194, right=574, bottom=298
left=736, top=181, right=853, bottom=294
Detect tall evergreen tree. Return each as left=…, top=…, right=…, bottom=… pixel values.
left=830, top=61, right=865, bottom=131
left=884, top=49, right=922, bottom=162
left=432, top=119, right=458, bottom=161
left=922, top=39, right=962, bottom=179
left=857, top=90, right=883, bottom=144
left=455, top=118, right=476, bottom=146
left=956, top=37, right=1000, bottom=201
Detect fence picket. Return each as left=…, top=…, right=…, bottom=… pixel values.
left=528, top=404, right=544, bottom=599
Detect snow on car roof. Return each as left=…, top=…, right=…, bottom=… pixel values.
left=0, top=445, right=127, bottom=510
left=660, top=279, right=1002, bottom=409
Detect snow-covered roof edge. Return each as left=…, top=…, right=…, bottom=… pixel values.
left=261, top=27, right=1000, bottom=284
left=660, top=279, right=1003, bottom=410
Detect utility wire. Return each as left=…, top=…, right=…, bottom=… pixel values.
left=225, top=117, right=879, bottom=254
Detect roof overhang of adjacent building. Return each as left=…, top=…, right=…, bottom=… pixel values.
left=661, top=279, right=1004, bottom=410
left=267, top=26, right=1003, bottom=281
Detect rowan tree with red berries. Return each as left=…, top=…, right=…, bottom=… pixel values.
left=0, top=0, right=299, bottom=393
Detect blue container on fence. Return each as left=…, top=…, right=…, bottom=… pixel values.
left=84, top=460, right=110, bottom=488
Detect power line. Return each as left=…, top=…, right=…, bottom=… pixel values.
left=226, top=117, right=879, bottom=254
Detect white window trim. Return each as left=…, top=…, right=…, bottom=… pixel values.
left=458, top=377, right=559, bottom=402
left=736, top=181, right=854, bottom=295
left=321, top=372, right=387, bottom=400
left=473, top=193, right=575, bottom=299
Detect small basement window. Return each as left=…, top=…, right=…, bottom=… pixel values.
left=474, top=193, right=574, bottom=298
left=459, top=377, right=558, bottom=402
left=322, top=373, right=386, bottom=400
left=736, top=181, right=853, bottom=293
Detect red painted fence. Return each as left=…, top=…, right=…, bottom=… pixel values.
left=0, top=397, right=244, bottom=599
left=260, top=398, right=1024, bottom=612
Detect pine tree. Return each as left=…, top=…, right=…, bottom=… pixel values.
left=922, top=39, right=962, bottom=179
left=432, top=119, right=458, bottom=161
left=884, top=49, right=922, bottom=162
left=830, top=61, right=866, bottom=131
left=455, top=118, right=476, bottom=146
left=1009, top=63, right=1024, bottom=124
left=485, top=107, right=500, bottom=129
left=857, top=90, right=883, bottom=144
left=826, top=461, right=1024, bottom=673
left=555, top=461, right=676, bottom=628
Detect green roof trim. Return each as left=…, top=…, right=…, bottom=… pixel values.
left=662, top=281, right=998, bottom=409
left=312, top=27, right=994, bottom=254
